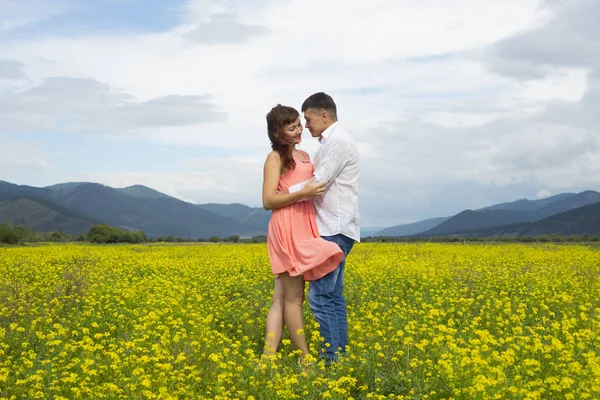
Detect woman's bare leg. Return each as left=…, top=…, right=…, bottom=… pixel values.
left=279, top=272, right=309, bottom=360
left=263, top=277, right=285, bottom=357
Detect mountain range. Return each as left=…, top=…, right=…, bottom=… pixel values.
left=376, top=190, right=600, bottom=238
left=0, top=181, right=270, bottom=238
left=1, top=180, right=599, bottom=238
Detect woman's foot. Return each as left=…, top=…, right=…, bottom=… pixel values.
left=298, top=354, right=315, bottom=375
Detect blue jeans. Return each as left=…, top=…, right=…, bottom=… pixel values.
left=308, top=234, right=355, bottom=363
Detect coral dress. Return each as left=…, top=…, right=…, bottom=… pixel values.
left=267, top=156, right=344, bottom=281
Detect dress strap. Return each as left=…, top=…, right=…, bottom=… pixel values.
left=299, top=150, right=310, bottom=162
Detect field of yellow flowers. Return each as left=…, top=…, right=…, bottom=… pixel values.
left=0, top=243, right=599, bottom=399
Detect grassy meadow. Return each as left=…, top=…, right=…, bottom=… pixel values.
left=0, top=243, right=599, bottom=399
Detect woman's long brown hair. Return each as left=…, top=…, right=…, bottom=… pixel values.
left=266, top=104, right=299, bottom=173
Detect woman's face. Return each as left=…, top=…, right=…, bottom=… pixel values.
left=281, top=117, right=303, bottom=146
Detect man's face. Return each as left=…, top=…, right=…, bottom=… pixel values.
left=303, top=108, right=327, bottom=138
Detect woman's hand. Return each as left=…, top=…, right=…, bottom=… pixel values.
left=300, top=178, right=328, bottom=199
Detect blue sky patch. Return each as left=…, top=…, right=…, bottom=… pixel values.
left=4, top=0, right=185, bottom=39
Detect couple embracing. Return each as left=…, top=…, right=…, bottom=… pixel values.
left=261, top=92, right=360, bottom=367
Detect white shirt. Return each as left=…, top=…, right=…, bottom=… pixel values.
left=304, top=122, right=361, bottom=242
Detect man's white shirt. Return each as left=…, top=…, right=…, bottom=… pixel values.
left=290, top=122, right=360, bottom=242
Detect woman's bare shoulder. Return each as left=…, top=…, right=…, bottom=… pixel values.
left=264, top=151, right=282, bottom=167
left=266, top=151, right=281, bottom=161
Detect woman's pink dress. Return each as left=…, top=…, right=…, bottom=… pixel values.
left=267, top=156, right=344, bottom=281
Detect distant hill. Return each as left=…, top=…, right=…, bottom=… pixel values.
left=534, top=190, right=600, bottom=217
left=376, top=217, right=449, bottom=237
left=44, top=182, right=249, bottom=238
left=388, top=190, right=600, bottom=238
left=0, top=180, right=55, bottom=201
left=361, top=226, right=387, bottom=237
left=374, top=194, right=580, bottom=238
left=0, top=197, right=100, bottom=235
left=197, top=203, right=270, bottom=236
left=454, top=201, right=600, bottom=237
left=481, top=193, right=576, bottom=212
left=421, top=210, right=534, bottom=236
left=45, top=182, right=88, bottom=193
left=46, top=182, right=172, bottom=200
left=524, top=201, right=600, bottom=236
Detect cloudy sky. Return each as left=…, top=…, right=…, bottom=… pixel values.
left=1, top=0, right=598, bottom=228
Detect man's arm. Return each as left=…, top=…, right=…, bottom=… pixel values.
left=288, top=140, right=348, bottom=195
left=313, top=137, right=349, bottom=185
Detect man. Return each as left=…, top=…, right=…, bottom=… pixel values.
left=293, top=92, right=360, bottom=364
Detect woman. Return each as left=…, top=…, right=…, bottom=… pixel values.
left=261, top=104, right=344, bottom=366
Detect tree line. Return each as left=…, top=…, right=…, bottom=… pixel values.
left=361, top=234, right=600, bottom=243
left=0, top=223, right=145, bottom=245
left=0, top=222, right=267, bottom=245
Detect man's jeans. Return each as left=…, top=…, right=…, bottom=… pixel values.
left=308, top=234, right=355, bottom=363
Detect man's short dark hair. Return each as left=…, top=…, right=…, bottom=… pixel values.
left=301, top=92, right=337, bottom=120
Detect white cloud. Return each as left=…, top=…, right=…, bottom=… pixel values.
left=184, top=13, right=270, bottom=44
left=0, top=59, right=26, bottom=80
left=483, top=0, right=600, bottom=78
left=537, top=189, right=552, bottom=199
left=0, top=135, right=53, bottom=170
left=0, top=0, right=69, bottom=33
left=0, top=76, right=226, bottom=134
left=516, top=68, right=588, bottom=103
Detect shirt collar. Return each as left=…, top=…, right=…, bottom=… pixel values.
left=319, top=121, right=339, bottom=144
